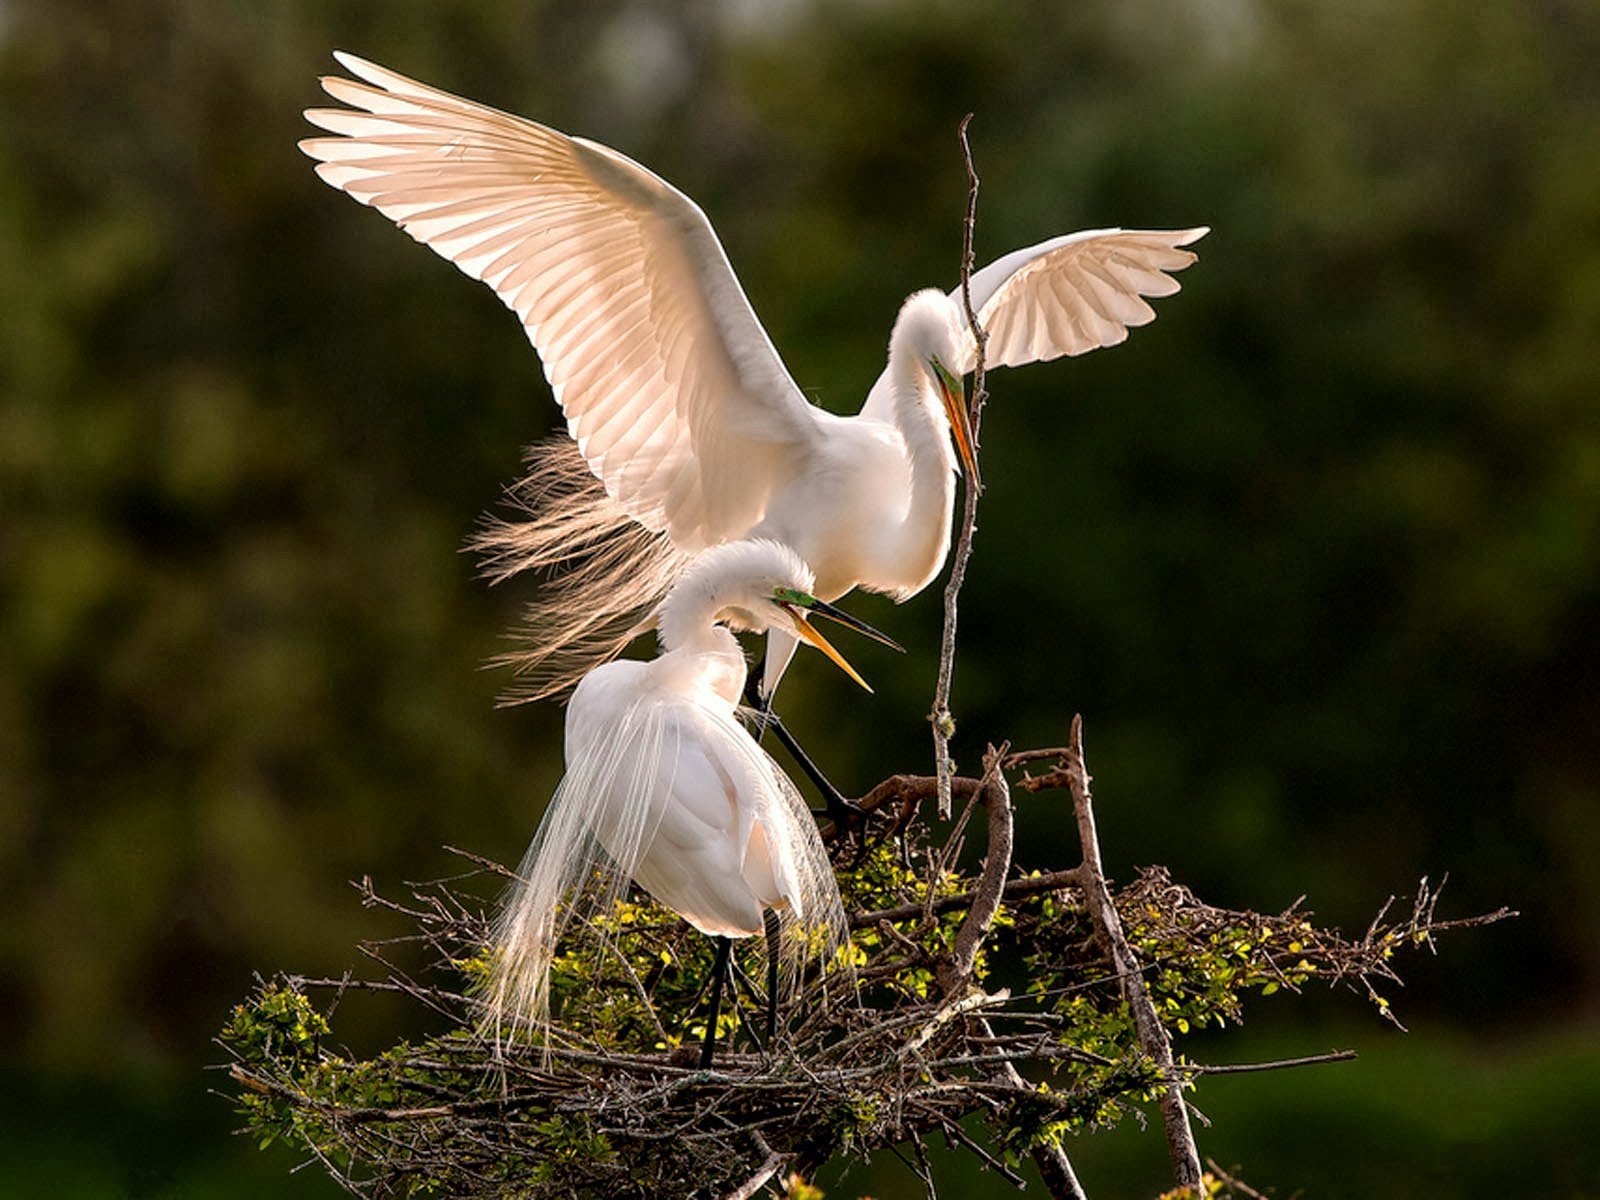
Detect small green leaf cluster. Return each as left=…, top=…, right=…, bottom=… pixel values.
left=524, top=1114, right=619, bottom=1186
left=221, top=980, right=330, bottom=1059
left=1019, top=874, right=1331, bottom=1062
left=826, top=1090, right=884, bottom=1154
left=219, top=983, right=336, bottom=1155
left=992, top=1064, right=1162, bottom=1163
left=1130, top=914, right=1319, bottom=1035
left=222, top=978, right=643, bottom=1197
left=542, top=893, right=712, bottom=1052
left=835, top=834, right=982, bottom=1002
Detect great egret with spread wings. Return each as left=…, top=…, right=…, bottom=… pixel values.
left=486, top=539, right=894, bottom=1067
left=300, top=52, right=1205, bottom=807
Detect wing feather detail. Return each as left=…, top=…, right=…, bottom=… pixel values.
left=953, top=226, right=1208, bottom=373
left=301, top=52, right=820, bottom=550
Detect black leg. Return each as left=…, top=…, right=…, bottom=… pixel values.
left=742, top=665, right=864, bottom=835
left=763, top=910, right=781, bottom=1045
left=700, top=936, right=733, bottom=1069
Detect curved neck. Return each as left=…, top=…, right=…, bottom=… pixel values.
left=658, top=565, right=745, bottom=654
left=854, top=348, right=959, bottom=596
left=864, top=303, right=961, bottom=481
left=653, top=623, right=748, bottom=707
left=656, top=582, right=751, bottom=705
left=895, top=360, right=959, bottom=475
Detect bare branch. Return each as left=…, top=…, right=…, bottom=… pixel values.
left=1058, top=715, right=1204, bottom=1190
left=1195, top=1049, right=1358, bottom=1075
left=1205, top=1158, right=1273, bottom=1199
left=939, top=1113, right=1028, bottom=1189
left=931, top=114, right=991, bottom=821
left=936, top=745, right=1014, bottom=994
left=720, top=1132, right=785, bottom=1200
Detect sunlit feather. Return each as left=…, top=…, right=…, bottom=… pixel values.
left=484, top=540, right=855, bottom=1054
left=303, top=54, right=1205, bottom=701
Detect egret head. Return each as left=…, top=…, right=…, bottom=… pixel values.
left=893, top=289, right=981, bottom=488
left=767, top=584, right=903, bottom=692
left=661, top=540, right=902, bottom=690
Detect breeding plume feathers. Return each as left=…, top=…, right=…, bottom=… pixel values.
left=470, top=438, right=690, bottom=703
left=484, top=695, right=846, bottom=1052
left=483, top=541, right=852, bottom=1056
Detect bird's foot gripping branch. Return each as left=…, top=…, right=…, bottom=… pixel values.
left=219, top=723, right=1509, bottom=1200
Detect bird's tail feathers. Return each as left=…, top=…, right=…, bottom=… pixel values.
left=468, top=438, right=692, bottom=704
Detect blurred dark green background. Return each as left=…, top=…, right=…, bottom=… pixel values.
left=3, top=1, right=1597, bottom=1196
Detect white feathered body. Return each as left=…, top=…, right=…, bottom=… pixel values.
left=302, top=54, right=1206, bottom=699
left=564, top=634, right=821, bottom=938
left=483, top=540, right=849, bottom=1045
left=751, top=407, right=955, bottom=605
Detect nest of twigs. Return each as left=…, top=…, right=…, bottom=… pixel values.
left=219, top=725, right=1510, bottom=1200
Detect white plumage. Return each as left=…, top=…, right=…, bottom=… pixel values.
left=301, top=52, right=1206, bottom=699
left=486, top=539, right=879, bottom=1050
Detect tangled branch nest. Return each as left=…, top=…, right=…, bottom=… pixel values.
left=219, top=726, right=1510, bottom=1199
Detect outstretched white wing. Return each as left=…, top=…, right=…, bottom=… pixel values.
left=301, top=53, right=820, bottom=550
left=953, top=227, right=1208, bottom=373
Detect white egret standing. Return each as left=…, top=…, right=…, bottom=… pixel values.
left=487, top=539, right=895, bottom=1066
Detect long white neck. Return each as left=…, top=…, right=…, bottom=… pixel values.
left=652, top=619, right=747, bottom=708
left=856, top=291, right=961, bottom=597
left=654, top=552, right=766, bottom=705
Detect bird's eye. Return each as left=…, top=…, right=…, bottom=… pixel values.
left=929, top=355, right=961, bottom=390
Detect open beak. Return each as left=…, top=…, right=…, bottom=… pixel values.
left=808, top=598, right=906, bottom=653
left=772, top=588, right=903, bottom=692
left=933, top=357, right=981, bottom=490
left=785, top=611, right=874, bottom=693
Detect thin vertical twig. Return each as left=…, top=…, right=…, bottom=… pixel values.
left=1059, top=716, right=1204, bottom=1190
left=932, top=113, right=991, bottom=821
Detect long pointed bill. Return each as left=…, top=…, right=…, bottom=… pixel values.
left=784, top=609, right=873, bottom=693
left=933, top=357, right=981, bottom=490
left=807, top=598, right=906, bottom=653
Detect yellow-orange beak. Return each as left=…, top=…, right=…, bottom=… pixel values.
left=932, top=356, right=981, bottom=490
left=788, top=613, right=873, bottom=692
left=772, top=588, right=902, bottom=692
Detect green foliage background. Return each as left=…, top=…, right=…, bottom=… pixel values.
left=2, top=1, right=1596, bottom=1195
